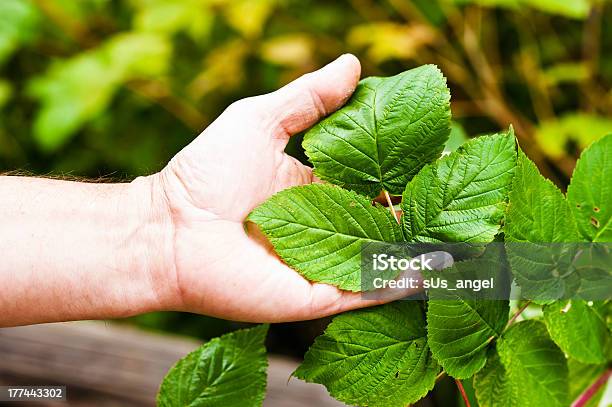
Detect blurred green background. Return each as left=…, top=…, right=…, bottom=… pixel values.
left=0, top=0, right=610, bottom=403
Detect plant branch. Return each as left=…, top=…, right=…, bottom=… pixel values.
left=505, top=301, right=531, bottom=329
left=455, top=379, right=471, bottom=407
left=32, top=0, right=94, bottom=48
left=383, top=190, right=399, bottom=223
left=571, top=368, right=611, bottom=407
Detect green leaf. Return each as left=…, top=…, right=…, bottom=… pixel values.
left=543, top=300, right=609, bottom=364
left=567, top=134, right=612, bottom=242
left=223, top=0, right=276, bottom=39
left=28, top=32, right=171, bottom=152
left=449, top=0, right=521, bottom=9
left=449, top=0, right=591, bottom=19
left=504, top=150, right=581, bottom=301
left=401, top=131, right=516, bottom=243
left=474, top=320, right=569, bottom=407
left=157, top=325, right=268, bottom=407
left=499, top=320, right=568, bottom=406
left=542, top=63, right=590, bottom=86
left=0, top=0, right=39, bottom=65
left=303, top=64, right=451, bottom=197
left=294, top=302, right=439, bottom=407
left=133, top=0, right=214, bottom=41
left=248, top=184, right=402, bottom=291
left=473, top=351, right=518, bottom=407
left=105, top=32, right=172, bottom=78
left=427, top=243, right=510, bottom=379
left=428, top=299, right=509, bottom=379
left=505, top=149, right=579, bottom=243
left=522, top=0, right=590, bottom=19
left=428, top=281, right=509, bottom=379
left=347, top=23, right=436, bottom=64
left=535, top=114, right=612, bottom=160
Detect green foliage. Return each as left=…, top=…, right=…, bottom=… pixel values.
left=0, top=0, right=609, bottom=183
left=567, top=134, right=612, bottom=242
left=524, top=0, right=591, bottom=18
left=250, top=71, right=519, bottom=295
left=474, top=320, right=568, bottom=407
left=427, top=249, right=510, bottom=378
left=505, top=149, right=579, bottom=243
left=251, top=68, right=609, bottom=406
left=505, top=135, right=612, bottom=301
left=400, top=131, right=516, bottom=243
left=132, top=0, right=214, bottom=40
left=28, top=32, right=171, bottom=152
left=450, top=0, right=592, bottom=19
left=504, top=150, right=581, bottom=301
left=0, top=3, right=609, bottom=404
left=426, top=244, right=512, bottom=380
left=496, top=320, right=569, bottom=406
left=0, top=0, right=39, bottom=65
left=473, top=351, right=517, bottom=407
left=248, top=66, right=516, bottom=291
left=248, top=183, right=402, bottom=291
left=293, top=302, right=439, bottom=407
left=543, top=300, right=609, bottom=364
left=427, top=298, right=508, bottom=379
left=302, top=64, right=451, bottom=197
left=158, top=65, right=611, bottom=406
left=158, top=325, right=268, bottom=407
left=542, top=62, right=590, bottom=86
left=535, top=114, right=612, bottom=160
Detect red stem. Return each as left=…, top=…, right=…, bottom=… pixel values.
left=455, top=379, right=471, bottom=407
left=505, top=301, right=531, bottom=329
left=572, top=369, right=611, bottom=407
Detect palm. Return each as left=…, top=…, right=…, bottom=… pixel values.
left=158, top=55, right=415, bottom=322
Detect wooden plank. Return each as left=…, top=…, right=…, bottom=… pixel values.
left=0, top=322, right=344, bottom=406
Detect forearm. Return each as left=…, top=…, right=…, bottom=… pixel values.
left=0, top=175, right=176, bottom=326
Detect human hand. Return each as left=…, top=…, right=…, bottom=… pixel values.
left=149, top=54, right=419, bottom=322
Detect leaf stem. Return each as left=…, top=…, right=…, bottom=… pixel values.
left=505, top=301, right=531, bottom=330
left=571, top=368, right=611, bottom=407
left=383, top=190, right=399, bottom=223
left=455, top=378, right=471, bottom=407
left=436, top=371, right=447, bottom=383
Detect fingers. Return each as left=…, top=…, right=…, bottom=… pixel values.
left=305, top=271, right=423, bottom=319
left=273, top=155, right=317, bottom=191
left=241, top=224, right=421, bottom=322
left=264, top=54, right=361, bottom=138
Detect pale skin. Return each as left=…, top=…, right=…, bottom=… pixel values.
left=0, top=54, right=419, bottom=327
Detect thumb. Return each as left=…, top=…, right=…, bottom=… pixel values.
left=265, top=54, right=361, bottom=138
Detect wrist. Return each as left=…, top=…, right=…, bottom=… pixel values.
left=123, top=175, right=180, bottom=314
